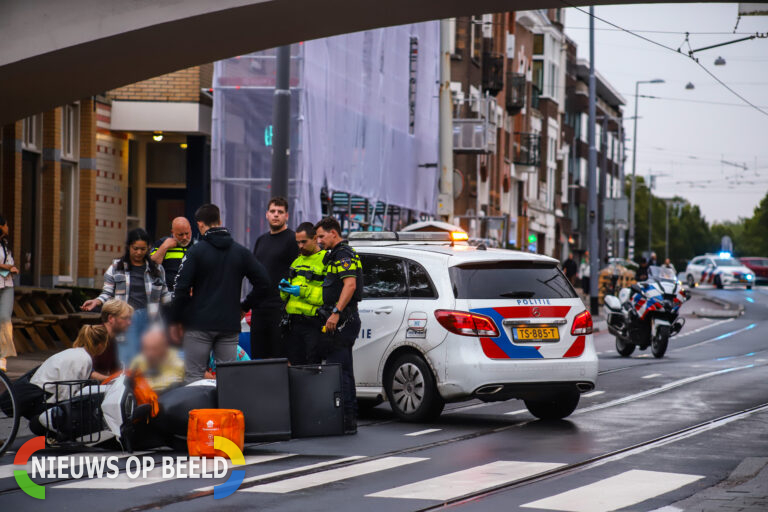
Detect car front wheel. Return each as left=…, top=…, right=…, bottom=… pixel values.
left=524, top=387, right=580, bottom=420
left=384, top=353, right=444, bottom=422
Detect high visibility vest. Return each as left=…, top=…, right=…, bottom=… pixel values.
left=282, top=250, right=327, bottom=316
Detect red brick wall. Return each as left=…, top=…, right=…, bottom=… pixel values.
left=40, top=108, right=62, bottom=277
left=108, top=66, right=209, bottom=102
left=78, top=99, right=97, bottom=284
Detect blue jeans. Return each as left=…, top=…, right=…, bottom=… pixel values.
left=119, top=308, right=148, bottom=367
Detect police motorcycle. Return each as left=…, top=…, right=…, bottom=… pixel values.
left=603, top=265, right=688, bottom=359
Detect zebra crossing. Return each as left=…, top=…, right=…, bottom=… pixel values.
left=0, top=450, right=706, bottom=510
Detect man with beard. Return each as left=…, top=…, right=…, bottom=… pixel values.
left=251, top=197, right=298, bottom=358
left=278, top=222, right=326, bottom=365
left=150, top=217, right=194, bottom=292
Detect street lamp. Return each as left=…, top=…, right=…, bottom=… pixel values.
left=628, top=78, right=664, bottom=261
left=685, top=82, right=695, bottom=90
left=714, top=56, right=726, bottom=66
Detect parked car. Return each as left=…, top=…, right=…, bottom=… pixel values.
left=740, top=257, right=768, bottom=284
left=349, top=230, right=598, bottom=422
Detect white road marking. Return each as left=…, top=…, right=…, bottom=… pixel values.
left=55, top=454, right=294, bottom=489
left=0, top=451, right=146, bottom=480
left=405, top=428, right=442, bottom=437
left=521, top=469, right=704, bottom=512
left=642, top=373, right=662, bottom=379
left=368, top=460, right=565, bottom=500
left=675, top=321, right=753, bottom=352
left=575, top=365, right=753, bottom=415
left=582, top=391, right=604, bottom=398
left=674, top=318, right=734, bottom=339
left=504, top=409, right=528, bottom=416
left=246, top=456, right=427, bottom=493
left=198, top=456, right=365, bottom=492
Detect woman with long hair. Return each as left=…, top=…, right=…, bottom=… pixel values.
left=0, top=214, right=19, bottom=372
left=82, top=228, right=171, bottom=365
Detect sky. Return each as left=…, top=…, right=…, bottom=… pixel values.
left=563, top=3, right=768, bottom=224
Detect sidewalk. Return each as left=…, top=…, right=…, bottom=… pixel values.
left=656, top=457, right=768, bottom=511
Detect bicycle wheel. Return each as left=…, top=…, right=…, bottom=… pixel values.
left=0, top=370, right=20, bottom=456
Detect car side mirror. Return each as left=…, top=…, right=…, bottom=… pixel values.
left=630, top=284, right=643, bottom=295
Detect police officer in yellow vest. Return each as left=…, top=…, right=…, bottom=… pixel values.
left=278, top=222, right=327, bottom=365
left=150, top=217, right=194, bottom=292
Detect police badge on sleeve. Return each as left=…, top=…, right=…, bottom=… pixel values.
left=340, top=257, right=352, bottom=270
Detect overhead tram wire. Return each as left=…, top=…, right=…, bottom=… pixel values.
left=559, top=1, right=768, bottom=119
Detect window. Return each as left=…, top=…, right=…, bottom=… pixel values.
left=22, top=114, right=42, bottom=151
left=59, top=162, right=77, bottom=280
left=360, top=255, right=407, bottom=299
left=532, top=33, right=560, bottom=99
left=61, top=104, right=78, bottom=161
left=470, top=16, right=482, bottom=60
left=406, top=260, right=437, bottom=298
left=449, top=261, right=577, bottom=299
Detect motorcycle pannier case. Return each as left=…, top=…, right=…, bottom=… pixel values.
left=187, top=408, right=244, bottom=458
left=289, top=364, right=344, bottom=438
left=217, top=359, right=291, bottom=441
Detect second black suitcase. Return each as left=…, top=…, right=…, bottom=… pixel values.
left=217, top=359, right=291, bottom=441
left=289, top=364, right=344, bottom=437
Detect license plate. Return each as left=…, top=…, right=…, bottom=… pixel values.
left=513, top=326, right=560, bottom=342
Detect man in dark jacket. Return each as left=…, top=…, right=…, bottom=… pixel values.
left=562, top=252, right=578, bottom=286
left=171, top=204, right=270, bottom=382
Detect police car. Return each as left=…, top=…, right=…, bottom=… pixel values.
left=349, top=231, right=597, bottom=422
left=684, top=252, right=755, bottom=290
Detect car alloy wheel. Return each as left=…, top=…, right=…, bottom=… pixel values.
left=391, top=362, right=425, bottom=414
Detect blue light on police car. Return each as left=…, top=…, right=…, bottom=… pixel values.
left=718, top=251, right=731, bottom=259
left=746, top=274, right=753, bottom=280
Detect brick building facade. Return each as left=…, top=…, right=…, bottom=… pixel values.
left=0, top=65, right=213, bottom=288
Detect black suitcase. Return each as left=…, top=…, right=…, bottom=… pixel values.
left=217, top=359, right=291, bottom=441
left=289, top=364, right=344, bottom=438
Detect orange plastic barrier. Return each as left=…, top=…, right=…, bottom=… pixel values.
left=187, top=409, right=245, bottom=458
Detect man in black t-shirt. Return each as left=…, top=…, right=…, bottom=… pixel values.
left=250, top=197, right=298, bottom=358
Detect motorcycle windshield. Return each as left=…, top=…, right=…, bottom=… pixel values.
left=648, top=265, right=676, bottom=281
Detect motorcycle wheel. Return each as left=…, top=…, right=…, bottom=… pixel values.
left=615, top=337, right=635, bottom=357
left=652, top=326, right=670, bottom=359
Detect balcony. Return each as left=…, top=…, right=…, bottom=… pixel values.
left=482, top=52, right=505, bottom=96
left=513, top=132, right=541, bottom=168
left=505, top=72, right=526, bottom=115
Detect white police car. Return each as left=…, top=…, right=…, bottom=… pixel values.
left=350, top=231, right=597, bottom=422
left=685, top=252, right=755, bottom=290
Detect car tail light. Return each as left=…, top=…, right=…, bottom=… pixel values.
left=571, top=310, right=593, bottom=336
left=434, top=310, right=500, bottom=337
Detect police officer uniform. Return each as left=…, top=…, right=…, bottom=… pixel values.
left=150, top=237, right=193, bottom=291
left=320, top=240, right=363, bottom=433
left=281, top=249, right=327, bottom=365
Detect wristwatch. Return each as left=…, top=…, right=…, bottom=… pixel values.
left=332, top=306, right=341, bottom=315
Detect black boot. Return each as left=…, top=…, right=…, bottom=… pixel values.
left=344, top=414, right=357, bottom=435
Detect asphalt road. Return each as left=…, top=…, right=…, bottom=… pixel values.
left=2, top=284, right=767, bottom=512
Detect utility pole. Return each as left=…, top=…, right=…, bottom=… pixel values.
left=628, top=78, right=664, bottom=261
left=648, top=174, right=654, bottom=256
left=587, top=7, right=599, bottom=315
left=598, top=115, right=608, bottom=263
left=270, top=45, right=291, bottom=199
left=438, top=19, right=454, bottom=222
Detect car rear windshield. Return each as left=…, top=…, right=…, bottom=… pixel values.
left=449, top=261, right=577, bottom=299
